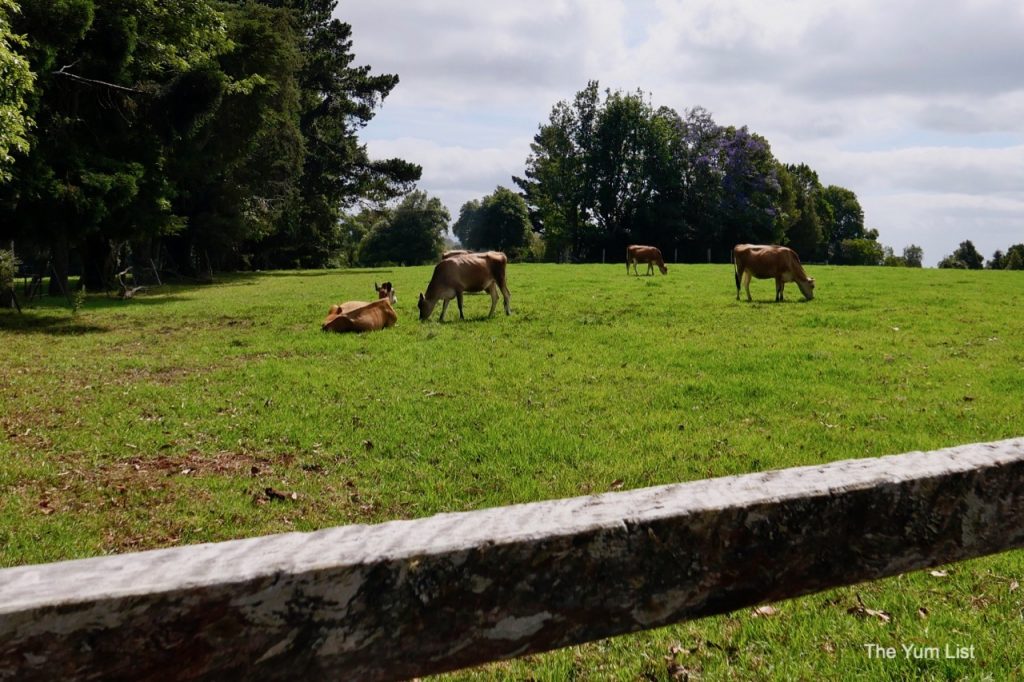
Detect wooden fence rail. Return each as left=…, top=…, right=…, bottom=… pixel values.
left=2, top=438, right=1023, bottom=681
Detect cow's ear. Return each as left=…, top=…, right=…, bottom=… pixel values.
left=374, top=281, right=379, bottom=289
left=418, top=292, right=424, bottom=302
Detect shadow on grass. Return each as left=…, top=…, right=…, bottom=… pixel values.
left=0, top=312, right=109, bottom=336
left=253, top=269, right=397, bottom=278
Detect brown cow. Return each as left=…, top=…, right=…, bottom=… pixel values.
left=733, top=244, right=815, bottom=302
left=626, top=245, right=668, bottom=275
left=418, top=251, right=511, bottom=321
left=441, top=249, right=472, bottom=259
left=327, top=281, right=396, bottom=317
left=322, top=298, right=398, bottom=333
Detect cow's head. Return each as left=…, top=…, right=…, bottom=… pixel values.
left=375, top=281, right=397, bottom=304
left=418, top=292, right=437, bottom=321
left=658, top=263, right=668, bottom=275
left=322, top=312, right=348, bottom=332
left=797, top=278, right=815, bottom=300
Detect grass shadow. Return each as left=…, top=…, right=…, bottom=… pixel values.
left=0, top=313, right=109, bottom=336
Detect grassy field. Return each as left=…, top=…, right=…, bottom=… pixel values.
left=2, top=263, right=1023, bottom=680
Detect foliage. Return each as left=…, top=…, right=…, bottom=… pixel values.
left=0, top=0, right=34, bottom=182
left=516, top=82, right=866, bottom=263
left=453, top=186, right=532, bottom=258
left=358, top=190, right=449, bottom=266
left=881, top=246, right=905, bottom=267
left=248, top=0, right=420, bottom=269
left=903, top=244, right=924, bottom=268
left=988, top=243, right=1024, bottom=270
left=838, top=238, right=884, bottom=265
left=939, top=240, right=984, bottom=270
left=0, top=0, right=420, bottom=285
left=821, top=185, right=866, bottom=261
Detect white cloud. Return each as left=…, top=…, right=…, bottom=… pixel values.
left=339, top=0, right=1024, bottom=265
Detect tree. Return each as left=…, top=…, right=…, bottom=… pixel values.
left=785, top=163, right=826, bottom=259
left=2, top=0, right=231, bottom=292
left=454, top=187, right=532, bottom=258
left=903, top=244, right=923, bottom=268
left=939, top=240, right=983, bottom=269
left=514, top=81, right=600, bottom=261
left=452, top=198, right=482, bottom=248
left=0, top=0, right=34, bottom=183
left=821, top=185, right=865, bottom=261
left=882, top=245, right=905, bottom=267
left=251, top=0, right=420, bottom=268
left=169, top=2, right=305, bottom=275
left=839, top=238, right=883, bottom=265
left=715, top=126, right=782, bottom=253
left=358, top=191, right=449, bottom=266
left=1006, top=245, right=1024, bottom=270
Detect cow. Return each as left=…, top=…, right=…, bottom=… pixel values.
left=326, top=281, right=396, bottom=318
left=441, top=249, right=472, bottom=259
left=322, top=298, right=398, bottom=333
left=418, top=251, right=511, bottom=321
left=626, top=245, right=668, bottom=276
left=733, top=244, right=815, bottom=302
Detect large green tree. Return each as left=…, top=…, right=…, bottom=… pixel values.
left=358, top=190, right=449, bottom=266
left=2, top=0, right=230, bottom=292
left=167, top=2, right=304, bottom=276
left=453, top=186, right=532, bottom=258
left=0, top=0, right=34, bottom=183
left=821, top=185, right=866, bottom=262
left=250, top=0, right=420, bottom=268
left=939, top=240, right=984, bottom=269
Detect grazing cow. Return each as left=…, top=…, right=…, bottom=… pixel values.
left=733, top=244, right=815, bottom=302
left=418, top=251, right=511, bottom=321
left=322, top=298, right=397, bottom=333
left=626, top=245, right=668, bottom=275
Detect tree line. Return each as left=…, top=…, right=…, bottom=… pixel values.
left=0, top=0, right=420, bottom=294
left=939, top=240, right=1024, bottom=270
left=3, top=3, right=1019, bottom=284
left=506, top=81, right=891, bottom=264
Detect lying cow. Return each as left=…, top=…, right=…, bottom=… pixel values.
left=418, top=251, right=511, bottom=321
left=733, top=244, right=815, bottom=302
left=328, top=282, right=396, bottom=317
left=627, top=245, right=668, bottom=275
left=322, top=282, right=398, bottom=332
left=322, top=298, right=397, bottom=333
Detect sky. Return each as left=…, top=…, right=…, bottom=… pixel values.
left=340, top=0, right=1024, bottom=266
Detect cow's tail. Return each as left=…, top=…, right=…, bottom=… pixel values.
left=732, top=249, right=740, bottom=292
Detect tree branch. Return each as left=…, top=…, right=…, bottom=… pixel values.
left=52, top=64, right=146, bottom=95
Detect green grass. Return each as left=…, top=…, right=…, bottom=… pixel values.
left=2, top=264, right=1023, bottom=680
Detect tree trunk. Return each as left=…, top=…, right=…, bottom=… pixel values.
left=80, top=235, right=113, bottom=291
left=48, top=232, right=70, bottom=298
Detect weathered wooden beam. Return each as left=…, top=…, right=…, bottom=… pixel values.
left=2, top=439, right=1023, bottom=681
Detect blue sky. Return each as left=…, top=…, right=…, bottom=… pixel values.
left=340, top=0, right=1024, bottom=265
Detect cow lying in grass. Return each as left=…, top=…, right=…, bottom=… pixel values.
left=627, top=245, right=668, bottom=275
left=322, top=282, right=398, bottom=332
left=733, top=244, right=815, bottom=302
left=418, top=251, right=511, bottom=321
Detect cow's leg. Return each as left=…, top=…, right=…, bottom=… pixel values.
left=439, top=298, right=451, bottom=322
left=499, top=281, right=511, bottom=315
left=486, top=283, right=499, bottom=317
left=456, top=292, right=465, bottom=320
left=735, top=268, right=742, bottom=300
left=776, top=277, right=784, bottom=302
left=647, top=262, right=654, bottom=276
left=742, top=271, right=753, bottom=302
